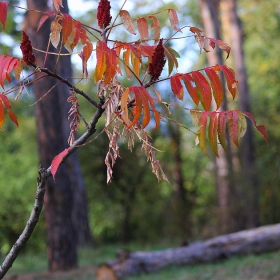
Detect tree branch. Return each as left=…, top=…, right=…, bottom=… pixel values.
left=0, top=102, right=105, bottom=279
left=30, top=62, right=99, bottom=108
left=0, top=166, right=48, bottom=279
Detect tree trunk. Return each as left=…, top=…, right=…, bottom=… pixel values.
left=25, top=0, right=92, bottom=270
left=97, top=223, right=280, bottom=280
left=199, top=0, right=238, bottom=234
left=220, top=0, right=259, bottom=228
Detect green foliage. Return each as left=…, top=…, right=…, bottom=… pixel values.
left=0, top=101, right=45, bottom=254
left=240, top=0, right=280, bottom=225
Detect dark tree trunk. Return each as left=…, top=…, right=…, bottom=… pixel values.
left=97, top=223, right=280, bottom=280
left=221, top=0, right=259, bottom=228
left=200, top=0, right=238, bottom=234
left=25, top=0, right=92, bottom=270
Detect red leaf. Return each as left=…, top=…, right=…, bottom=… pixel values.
left=208, top=112, right=219, bottom=156
left=243, top=112, right=268, bottom=144
left=0, top=56, right=13, bottom=88
left=218, top=111, right=227, bottom=151
left=119, top=10, right=136, bottom=35
left=228, top=110, right=239, bottom=147
left=137, top=17, right=149, bottom=41
left=191, top=71, right=212, bottom=111
left=0, top=2, right=8, bottom=30
left=73, top=21, right=82, bottom=47
left=149, top=15, right=160, bottom=42
left=168, top=9, right=181, bottom=32
left=204, top=66, right=223, bottom=110
left=208, top=38, right=231, bottom=59
left=220, top=65, right=238, bottom=99
left=181, top=73, right=200, bottom=106
left=171, top=74, right=184, bottom=100
left=0, top=101, right=4, bottom=127
left=7, top=108, right=18, bottom=126
left=0, top=93, right=11, bottom=108
left=62, top=14, right=73, bottom=45
left=37, top=11, right=55, bottom=31
left=51, top=148, right=70, bottom=180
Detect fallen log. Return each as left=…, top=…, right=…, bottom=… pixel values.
left=96, top=223, right=280, bottom=280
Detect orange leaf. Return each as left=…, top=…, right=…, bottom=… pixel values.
left=94, top=41, right=107, bottom=83
left=139, top=87, right=151, bottom=128
left=220, top=65, right=238, bottom=99
left=104, top=47, right=117, bottom=85
left=120, top=87, right=130, bottom=126
left=181, top=74, right=200, bottom=106
left=62, top=14, right=73, bottom=45
left=168, top=9, right=181, bottom=32
left=204, top=66, right=223, bottom=110
left=51, top=148, right=70, bottom=180
left=53, top=0, right=63, bottom=11
left=154, top=110, right=160, bottom=131
left=0, top=2, right=8, bottom=30
left=191, top=71, right=212, bottom=111
left=131, top=52, right=141, bottom=78
left=137, top=17, right=149, bottom=41
left=80, top=41, right=93, bottom=78
left=208, top=112, right=218, bottom=156
left=127, top=87, right=142, bottom=129
left=50, top=20, right=62, bottom=48
left=217, top=111, right=227, bottom=151
left=0, top=101, right=4, bottom=127
left=123, top=48, right=132, bottom=80
left=189, top=27, right=203, bottom=36
left=119, top=10, right=136, bottom=35
left=171, top=74, right=184, bottom=100
left=149, top=15, right=160, bottom=42
left=198, top=112, right=209, bottom=155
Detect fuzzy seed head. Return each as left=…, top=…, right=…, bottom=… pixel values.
left=148, top=39, right=166, bottom=81
left=20, top=31, right=36, bottom=66
left=97, top=0, right=112, bottom=29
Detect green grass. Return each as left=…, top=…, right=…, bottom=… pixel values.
left=2, top=245, right=280, bottom=280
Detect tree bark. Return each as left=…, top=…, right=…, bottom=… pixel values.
left=220, top=0, right=259, bottom=229
left=25, top=0, right=92, bottom=270
left=97, top=223, right=280, bottom=280
left=199, top=0, right=237, bottom=234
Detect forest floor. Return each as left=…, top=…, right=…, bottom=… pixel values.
left=2, top=245, right=280, bottom=280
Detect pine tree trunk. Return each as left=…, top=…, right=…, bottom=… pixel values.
left=25, top=0, right=92, bottom=270
left=199, top=0, right=238, bottom=234
left=220, top=0, right=259, bottom=229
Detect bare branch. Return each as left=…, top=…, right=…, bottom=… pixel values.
left=0, top=102, right=105, bottom=279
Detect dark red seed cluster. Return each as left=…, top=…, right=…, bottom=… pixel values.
left=97, top=0, right=112, bottom=29
left=20, top=31, right=36, bottom=66
left=148, top=39, right=166, bottom=81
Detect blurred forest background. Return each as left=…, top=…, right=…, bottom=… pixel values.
left=0, top=0, right=279, bottom=266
